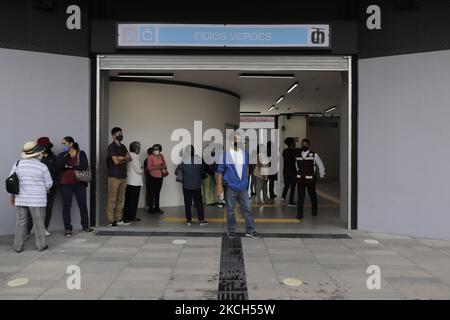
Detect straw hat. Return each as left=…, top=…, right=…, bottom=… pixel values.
left=21, top=141, right=46, bottom=159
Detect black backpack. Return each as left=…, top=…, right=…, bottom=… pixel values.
left=6, top=161, right=20, bottom=195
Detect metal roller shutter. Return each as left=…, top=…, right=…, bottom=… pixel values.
left=98, top=55, right=349, bottom=71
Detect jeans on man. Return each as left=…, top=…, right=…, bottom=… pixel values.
left=61, top=184, right=90, bottom=230
left=14, top=206, right=46, bottom=252
left=225, top=188, right=255, bottom=234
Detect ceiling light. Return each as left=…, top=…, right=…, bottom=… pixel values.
left=325, top=106, right=337, bottom=113
left=268, top=105, right=275, bottom=111
left=275, top=96, right=284, bottom=105
left=239, top=73, right=295, bottom=79
left=287, top=82, right=299, bottom=93
left=117, top=73, right=174, bottom=79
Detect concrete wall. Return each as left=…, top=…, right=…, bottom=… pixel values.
left=0, top=48, right=90, bottom=235
left=358, top=49, right=450, bottom=240
left=108, top=81, right=240, bottom=208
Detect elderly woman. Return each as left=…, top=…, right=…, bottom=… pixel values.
left=8, top=142, right=53, bottom=253
left=123, top=141, right=144, bottom=222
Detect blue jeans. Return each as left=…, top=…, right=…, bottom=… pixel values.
left=61, top=183, right=89, bottom=230
left=225, top=188, right=255, bottom=234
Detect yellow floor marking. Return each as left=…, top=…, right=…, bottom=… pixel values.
left=316, top=190, right=341, bottom=204
left=163, top=217, right=301, bottom=223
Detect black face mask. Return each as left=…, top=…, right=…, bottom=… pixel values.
left=116, top=135, right=124, bottom=142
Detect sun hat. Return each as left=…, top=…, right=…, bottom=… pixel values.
left=37, top=137, right=53, bottom=148
left=21, top=142, right=46, bottom=159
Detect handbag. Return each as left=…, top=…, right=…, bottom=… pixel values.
left=6, top=161, right=20, bottom=195
left=73, top=152, right=92, bottom=183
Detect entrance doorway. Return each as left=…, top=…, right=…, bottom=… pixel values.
left=95, top=55, right=353, bottom=230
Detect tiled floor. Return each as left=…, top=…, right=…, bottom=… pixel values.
left=1, top=187, right=450, bottom=300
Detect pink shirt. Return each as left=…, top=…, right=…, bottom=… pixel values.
left=147, top=154, right=165, bottom=178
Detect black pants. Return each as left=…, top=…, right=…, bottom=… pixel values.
left=297, top=179, right=318, bottom=218
left=282, top=173, right=297, bottom=205
left=61, top=183, right=89, bottom=230
left=148, top=175, right=163, bottom=211
left=123, top=185, right=141, bottom=221
left=183, top=188, right=205, bottom=222
left=269, top=174, right=277, bottom=198
left=27, top=189, right=56, bottom=233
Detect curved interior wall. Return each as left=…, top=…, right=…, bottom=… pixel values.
left=108, top=81, right=240, bottom=208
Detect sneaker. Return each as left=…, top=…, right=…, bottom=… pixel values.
left=227, top=231, right=237, bottom=239
left=186, top=221, right=192, bottom=227
left=245, top=231, right=262, bottom=239
left=64, top=230, right=72, bottom=237
left=296, top=215, right=304, bottom=221
left=45, top=230, right=51, bottom=237
left=83, top=227, right=96, bottom=234
left=199, top=220, right=209, bottom=226
left=217, top=203, right=224, bottom=209
left=288, top=203, right=297, bottom=208
left=109, top=221, right=119, bottom=229
left=39, top=245, right=49, bottom=252
left=117, top=220, right=131, bottom=226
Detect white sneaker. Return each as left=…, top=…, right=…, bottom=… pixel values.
left=117, top=220, right=131, bottom=226
left=45, top=230, right=51, bottom=237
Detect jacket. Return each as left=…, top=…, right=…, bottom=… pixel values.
left=216, top=149, right=250, bottom=192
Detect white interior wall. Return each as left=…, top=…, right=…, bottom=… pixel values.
left=108, top=81, right=240, bottom=208
left=0, top=48, right=90, bottom=235
left=358, top=49, right=450, bottom=240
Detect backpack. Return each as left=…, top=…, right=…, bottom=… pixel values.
left=6, top=161, right=20, bottom=195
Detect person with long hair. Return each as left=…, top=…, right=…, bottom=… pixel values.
left=55, top=136, right=95, bottom=237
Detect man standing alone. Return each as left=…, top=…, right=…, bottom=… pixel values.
left=217, top=133, right=261, bottom=239
left=106, top=127, right=132, bottom=228
left=296, top=139, right=325, bottom=220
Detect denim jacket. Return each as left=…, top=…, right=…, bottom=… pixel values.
left=216, top=150, right=249, bottom=192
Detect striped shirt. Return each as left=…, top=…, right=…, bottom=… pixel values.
left=10, top=159, right=53, bottom=207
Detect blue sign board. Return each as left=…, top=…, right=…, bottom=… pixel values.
left=117, top=24, right=330, bottom=48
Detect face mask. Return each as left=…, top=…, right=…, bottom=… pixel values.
left=116, top=135, right=124, bottom=142
left=153, top=150, right=160, bottom=156
left=301, top=146, right=309, bottom=152
left=135, top=149, right=141, bottom=155
left=62, top=145, right=71, bottom=152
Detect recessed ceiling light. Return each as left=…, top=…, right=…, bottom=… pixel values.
left=287, top=82, right=299, bottom=94
left=239, top=73, right=295, bottom=79
left=275, top=96, right=285, bottom=105
left=325, top=106, right=337, bottom=113
left=117, top=73, right=174, bottom=79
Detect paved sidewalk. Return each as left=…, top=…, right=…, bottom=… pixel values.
left=1, top=227, right=450, bottom=300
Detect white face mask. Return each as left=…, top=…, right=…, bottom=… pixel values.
left=153, top=150, right=160, bottom=156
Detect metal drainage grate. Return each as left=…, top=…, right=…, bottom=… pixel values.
left=218, top=235, right=248, bottom=300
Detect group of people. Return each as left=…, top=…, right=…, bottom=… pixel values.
left=8, top=136, right=95, bottom=253
left=106, top=127, right=169, bottom=228
left=8, top=127, right=325, bottom=252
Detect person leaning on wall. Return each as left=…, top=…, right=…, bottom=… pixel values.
left=106, top=127, right=132, bottom=228
left=55, top=137, right=95, bottom=237
left=123, top=141, right=143, bottom=222
left=9, top=142, right=52, bottom=253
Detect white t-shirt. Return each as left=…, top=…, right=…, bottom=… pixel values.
left=127, top=152, right=144, bottom=186
left=229, top=148, right=244, bottom=180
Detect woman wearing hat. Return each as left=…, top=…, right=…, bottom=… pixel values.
left=8, top=142, right=53, bottom=253
left=26, top=137, right=57, bottom=237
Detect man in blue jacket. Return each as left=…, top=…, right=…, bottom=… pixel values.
left=217, top=133, right=261, bottom=239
